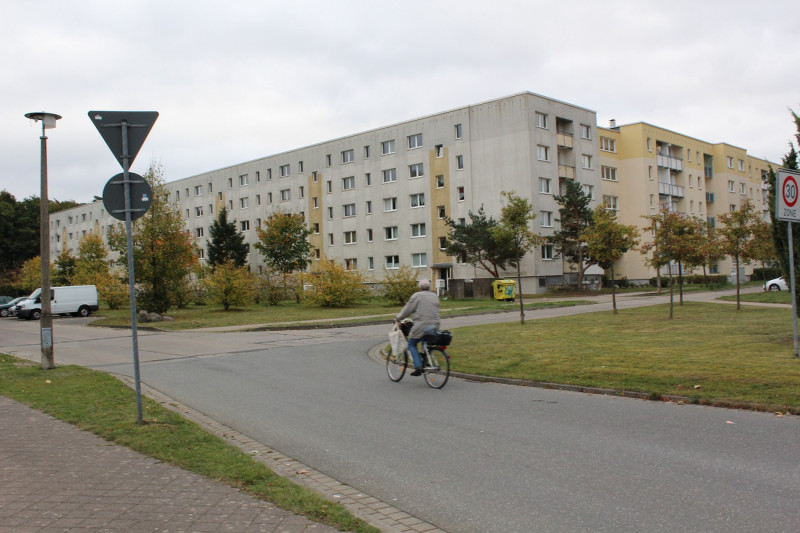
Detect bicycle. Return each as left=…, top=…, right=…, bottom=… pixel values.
left=386, top=320, right=451, bottom=389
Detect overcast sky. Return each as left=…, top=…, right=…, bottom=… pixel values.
left=2, top=0, right=799, bottom=203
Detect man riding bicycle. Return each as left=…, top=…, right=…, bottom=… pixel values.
left=395, top=279, right=440, bottom=376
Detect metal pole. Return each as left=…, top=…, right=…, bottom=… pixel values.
left=788, top=223, right=799, bottom=358
left=121, top=121, right=144, bottom=423
left=39, top=121, right=54, bottom=370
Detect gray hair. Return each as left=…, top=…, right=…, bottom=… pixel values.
left=418, top=279, right=431, bottom=290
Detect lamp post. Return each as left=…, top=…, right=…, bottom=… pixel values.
left=25, top=112, right=61, bottom=370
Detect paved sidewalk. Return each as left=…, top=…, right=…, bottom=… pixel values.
left=0, top=395, right=339, bottom=533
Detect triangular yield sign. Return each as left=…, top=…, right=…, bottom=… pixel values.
left=88, top=111, right=159, bottom=170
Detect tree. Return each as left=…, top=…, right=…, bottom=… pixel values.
left=383, top=265, right=419, bottom=306
left=581, top=208, right=639, bottom=314
left=718, top=199, right=761, bottom=309
left=73, top=233, right=110, bottom=285
left=107, top=162, right=198, bottom=314
left=53, top=247, right=77, bottom=286
left=254, top=212, right=312, bottom=301
left=207, top=206, right=249, bottom=268
left=304, top=260, right=370, bottom=307
left=745, top=219, right=776, bottom=281
left=492, top=191, right=543, bottom=324
left=552, top=179, right=595, bottom=289
left=770, top=109, right=800, bottom=316
left=0, top=193, right=40, bottom=274
left=444, top=206, right=513, bottom=278
left=204, top=261, right=257, bottom=311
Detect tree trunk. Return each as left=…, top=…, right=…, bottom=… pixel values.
left=678, top=260, right=684, bottom=305
left=735, top=255, right=741, bottom=310
left=516, top=260, right=525, bottom=325
left=668, top=267, right=674, bottom=320
left=611, top=265, right=618, bottom=314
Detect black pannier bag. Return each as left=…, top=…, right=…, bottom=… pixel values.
left=426, top=329, right=452, bottom=346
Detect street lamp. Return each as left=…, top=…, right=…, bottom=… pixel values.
left=25, top=112, right=61, bottom=370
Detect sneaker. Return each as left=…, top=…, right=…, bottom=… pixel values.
left=410, top=368, right=423, bottom=376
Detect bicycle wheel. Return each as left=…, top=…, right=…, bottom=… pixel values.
left=423, top=348, right=450, bottom=389
left=386, top=348, right=408, bottom=382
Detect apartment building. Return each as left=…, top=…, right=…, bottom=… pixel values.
left=49, top=92, right=775, bottom=293
left=50, top=92, right=601, bottom=294
left=597, top=121, right=773, bottom=283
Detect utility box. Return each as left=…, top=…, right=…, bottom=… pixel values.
left=492, top=279, right=516, bottom=301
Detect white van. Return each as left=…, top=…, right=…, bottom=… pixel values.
left=15, top=285, right=99, bottom=320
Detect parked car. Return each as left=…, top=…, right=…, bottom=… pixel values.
left=0, top=297, right=26, bottom=317
left=0, top=296, right=14, bottom=305
left=764, top=277, right=788, bottom=291
left=15, top=285, right=99, bottom=320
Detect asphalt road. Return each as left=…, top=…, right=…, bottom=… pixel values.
left=2, top=289, right=798, bottom=532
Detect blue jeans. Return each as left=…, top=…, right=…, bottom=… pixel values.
left=408, top=325, right=438, bottom=369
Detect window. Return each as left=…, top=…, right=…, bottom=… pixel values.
left=583, top=184, right=594, bottom=199
left=738, top=159, right=745, bottom=171
left=439, top=236, right=447, bottom=250
left=580, top=124, right=591, bottom=139
left=175, top=191, right=180, bottom=201
left=582, top=154, right=592, bottom=169
left=364, top=145, right=371, bottom=158
left=536, top=112, right=548, bottom=129
left=539, top=177, right=551, bottom=194
left=409, top=193, right=425, bottom=208
left=365, top=173, right=372, bottom=186
left=412, top=253, right=427, bottom=267
left=299, top=161, right=304, bottom=173
left=537, top=145, right=550, bottom=161
left=343, top=203, right=356, bottom=217
left=266, top=168, right=272, bottom=180
left=408, top=133, right=423, bottom=149
left=383, top=168, right=397, bottom=183
left=384, top=197, right=398, bottom=211
left=240, top=197, right=249, bottom=209
left=601, top=166, right=617, bottom=181
left=345, top=258, right=357, bottom=270
left=367, top=228, right=373, bottom=241
left=647, top=138, right=652, bottom=151
left=438, top=205, right=446, bottom=219
left=366, top=200, right=372, bottom=214
left=600, top=137, right=616, bottom=152
left=342, top=149, right=354, bottom=164
left=343, top=176, right=355, bottom=190
left=256, top=194, right=261, bottom=206
left=239, top=174, right=248, bottom=186
left=649, top=194, right=654, bottom=208
left=381, top=139, right=396, bottom=155
left=385, top=226, right=398, bottom=240
left=409, top=163, right=424, bottom=178
left=728, top=180, right=735, bottom=192
left=602, top=195, right=618, bottom=211
left=328, top=233, right=334, bottom=245
left=326, top=154, right=332, bottom=167
left=228, top=178, right=233, bottom=188
left=368, top=257, right=374, bottom=270
left=457, top=186, right=465, bottom=201
left=194, top=185, right=203, bottom=196
left=240, top=220, right=250, bottom=231
left=267, top=192, right=273, bottom=204
left=315, top=249, right=320, bottom=260
left=299, top=186, right=304, bottom=198
left=541, top=244, right=554, bottom=260
left=195, top=227, right=204, bottom=238
left=739, top=182, right=746, bottom=194
left=436, top=144, right=444, bottom=158
left=436, top=175, right=445, bottom=188
left=456, top=155, right=464, bottom=169
left=385, top=255, right=400, bottom=269
left=411, top=223, right=426, bottom=237
left=328, top=207, right=334, bottom=219
left=455, top=123, right=463, bottom=139
left=326, top=180, right=333, bottom=193
left=540, top=211, right=553, bottom=227
left=280, top=189, right=291, bottom=202
left=280, top=164, right=290, bottom=177
left=344, top=231, right=357, bottom=244
left=313, top=223, right=319, bottom=234
left=730, top=204, right=737, bottom=213
left=195, top=206, right=203, bottom=216
left=727, top=156, right=734, bottom=168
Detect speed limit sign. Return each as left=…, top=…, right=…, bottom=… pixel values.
left=777, top=169, right=800, bottom=222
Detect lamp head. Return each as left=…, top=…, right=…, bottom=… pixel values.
left=25, top=112, right=61, bottom=129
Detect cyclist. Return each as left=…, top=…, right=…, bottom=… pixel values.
left=395, top=279, right=440, bottom=376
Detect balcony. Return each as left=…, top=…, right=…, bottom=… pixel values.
left=657, top=153, right=683, bottom=172
left=706, top=192, right=715, bottom=203
left=658, top=182, right=684, bottom=198
left=557, top=133, right=573, bottom=149
left=558, top=165, right=575, bottom=179
left=705, top=166, right=713, bottom=178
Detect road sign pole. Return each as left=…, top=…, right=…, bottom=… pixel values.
left=788, top=223, right=799, bottom=358
left=121, top=121, right=145, bottom=424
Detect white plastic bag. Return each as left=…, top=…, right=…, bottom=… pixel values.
left=388, top=325, right=405, bottom=356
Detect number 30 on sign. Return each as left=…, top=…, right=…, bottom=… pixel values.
left=777, top=169, right=800, bottom=222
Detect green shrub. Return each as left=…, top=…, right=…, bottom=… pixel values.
left=382, top=266, right=418, bottom=305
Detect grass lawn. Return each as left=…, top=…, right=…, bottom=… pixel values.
left=90, top=296, right=595, bottom=330
left=449, top=301, right=800, bottom=413
left=0, top=355, right=380, bottom=533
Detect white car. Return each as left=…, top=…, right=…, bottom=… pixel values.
left=764, top=277, right=788, bottom=291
